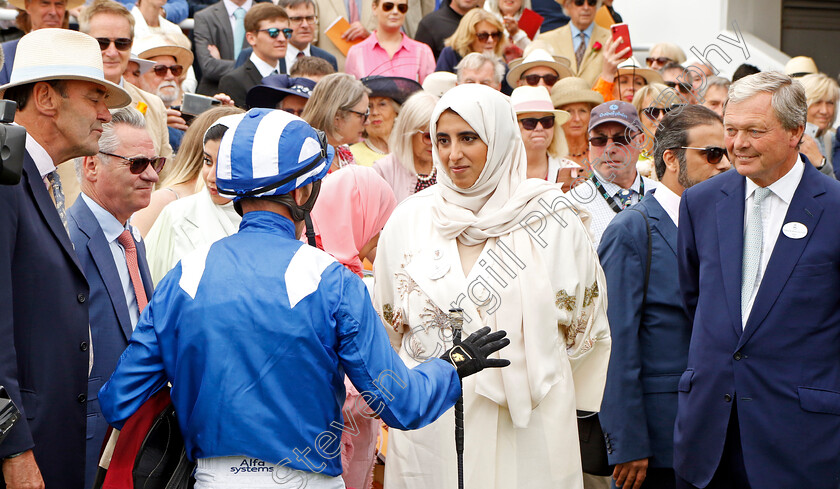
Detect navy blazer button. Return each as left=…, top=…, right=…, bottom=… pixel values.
left=733, top=352, right=742, bottom=361
left=724, top=394, right=732, bottom=402
left=77, top=293, right=86, bottom=303
left=77, top=394, right=87, bottom=403
left=80, top=342, right=88, bottom=351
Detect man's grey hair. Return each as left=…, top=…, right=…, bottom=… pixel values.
left=701, top=75, right=731, bottom=98
left=455, top=52, right=505, bottom=85
left=75, top=107, right=146, bottom=181
left=726, top=71, right=807, bottom=131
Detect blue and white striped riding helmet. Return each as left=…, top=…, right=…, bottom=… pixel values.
left=215, top=108, right=333, bottom=200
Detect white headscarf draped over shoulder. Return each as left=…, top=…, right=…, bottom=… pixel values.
left=429, top=84, right=584, bottom=428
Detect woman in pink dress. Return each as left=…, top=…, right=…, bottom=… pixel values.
left=344, top=0, right=435, bottom=83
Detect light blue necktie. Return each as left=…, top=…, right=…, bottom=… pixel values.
left=741, top=187, right=770, bottom=319
left=233, top=7, right=246, bottom=61
left=46, top=170, right=69, bottom=235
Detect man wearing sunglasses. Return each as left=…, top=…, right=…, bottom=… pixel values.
left=81, top=0, right=173, bottom=167
left=67, top=107, right=162, bottom=489
left=219, top=4, right=291, bottom=108
left=569, top=100, right=656, bottom=248
left=598, top=105, right=728, bottom=489
left=537, top=0, right=610, bottom=87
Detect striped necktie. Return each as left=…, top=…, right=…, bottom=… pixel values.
left=575, top=31, right=587, bottom=68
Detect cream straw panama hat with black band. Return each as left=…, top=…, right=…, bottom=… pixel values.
left=0, top=29, right=131, bottom=109
left=550, top=76, right=604, bottom=108
left=507, top=48, right=574, bottom=87
left=134, top=34, right=195, bottom=69
left=511, top=85, right=571, bottom=125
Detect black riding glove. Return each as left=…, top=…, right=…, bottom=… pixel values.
left=440, top=326, right=511, bottom=378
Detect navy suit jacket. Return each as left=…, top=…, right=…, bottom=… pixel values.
left=598, top=191, right=691, bottom=469
left=217, top=58, right=264, bottom=108
left=675, top=159, right=840, bottom=488
left=0, top=156, right=90, bottom=488
left=0, top=39, right=19, bottom=86
left=233, top=45, right=339, bottom=71
left=67, top=196, right=154, bottom=489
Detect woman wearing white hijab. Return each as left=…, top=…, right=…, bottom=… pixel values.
left=374, top=84, right=611, bottom=489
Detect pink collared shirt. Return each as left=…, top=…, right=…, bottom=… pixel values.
left=345, top=31, right=435, bottom=83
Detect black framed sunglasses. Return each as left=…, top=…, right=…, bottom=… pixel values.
left=381, top=2, right=408, bottom=13
left=152, top=64, right=184, bottom=77
left=573, top=0, right=597, bottom=6
left=476, top=31, right=503, bottom=42
left=99, top=151, right=166, bottom=174
left=589, top=133, right=637, bottom=147
left=282, top=107, right=304, bottom=116
left=416, top=130, right=432, bottom=144
left=346, top=108, right=370, bottom=122
left=518, top=116, right=555, bottom=130
left=645, top=56, right=672, bottom=66
left=259, top=27, right=293, bottom=39
left=95, top=37, right=132, bottom=51
left=665, top=81, right=693, bottom=94
left=522, top=73, right=559, bottom=86
left=674, top=146, right=728, bottom=164
left=642, top=104, right=685, bottom=120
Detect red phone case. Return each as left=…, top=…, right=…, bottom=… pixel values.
left=610, top=23, right=632, bottom=59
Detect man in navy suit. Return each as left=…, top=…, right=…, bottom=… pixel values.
left=676, top=71, right=840, bottom=488
left=67, top=107, right=158, bottom=489
left=598, top=105, right=730, bottom=489
left=0, top=29, right=131, bottom=489
left=219, top=3, right=290, bottom=107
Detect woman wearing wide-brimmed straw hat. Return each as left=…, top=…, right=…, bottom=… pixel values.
left=375, top=83, right=610, bottom=489
left=551, top=76, right=603, bottom=166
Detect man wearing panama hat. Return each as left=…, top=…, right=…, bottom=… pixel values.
left=0, top=28, right=130, bottom=489
left=0, top=0, right=86, bottom=85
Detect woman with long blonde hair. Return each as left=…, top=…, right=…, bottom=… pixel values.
left=435, top=9, right=506, bottom=75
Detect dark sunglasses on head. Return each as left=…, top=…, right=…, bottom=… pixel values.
left=674, top=146, right=728, bottom=164
left=522, top=73, right=559, bottom=86
left=645, top=56, right=672, bottom=66
left=476, top=31, right=503, bottom=42
left=642, top=103, right=685, bottom=119
left=95, top=37, right=132, bottom=51
left=416, top=130, right=432, bottom=144
left=518, top=115, right=555, bottom=130
left=664, top=80, right=693, bottom=94
left=573, top=0, right=597, bottom=6
left=589, top=133, right=637, bottom=147
left=381, top=2, right=408, bottom=13
left=259, top=27, right=293, bottom=39
left=152, top=64, right=184, bottom=77
left=99, top=151, right=166, bottom=174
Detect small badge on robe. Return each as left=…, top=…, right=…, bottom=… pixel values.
left=782, top=221, right=807, bottom=239
left=428, top=249, right=450, bottom=280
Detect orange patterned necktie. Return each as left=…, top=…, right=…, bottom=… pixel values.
left=117, top=229, right=148, bottom=312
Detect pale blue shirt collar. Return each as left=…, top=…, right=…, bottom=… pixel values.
left=570, top=22, right=594, bottom=49
left=80, top=192, right=129, bottom=241
left=744, top=156, right=804, bottom=205
left=223, top=0, right=252, bottom=18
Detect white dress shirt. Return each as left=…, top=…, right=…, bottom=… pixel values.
left=249, top=51, right=281, bottom=78
left=285, top=43, right=311, bottom=73
left=741, top=157, right=805, bottom=326
left=24, top=131, right=54, bottom=178
left=80, top=193, right=142, bottom=328
left=222, top=0, right=254, bottom=40
left=652, top=183, right=681, bottom=227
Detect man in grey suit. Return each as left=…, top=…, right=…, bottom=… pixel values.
left=193, top=0, right=259, bottom=95
left=68, top=107, right=160, bottom=488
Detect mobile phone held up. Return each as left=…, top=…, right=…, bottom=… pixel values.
left=611, top=23, right=632, bottom=60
